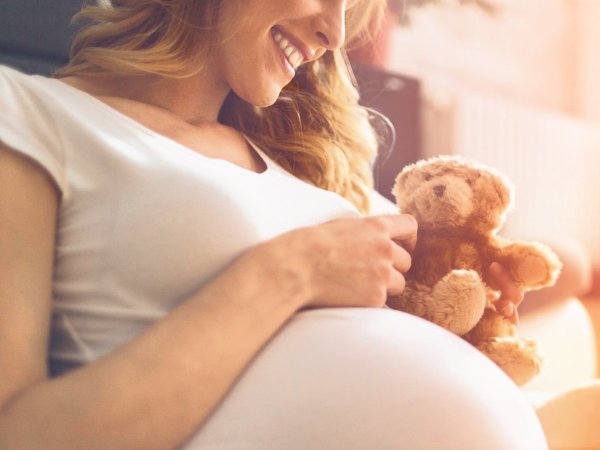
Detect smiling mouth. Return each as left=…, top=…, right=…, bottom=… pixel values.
left=271, top=28, right=304, bottom=72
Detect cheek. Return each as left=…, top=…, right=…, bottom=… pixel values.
left=219, top=34, right=285, bottom=107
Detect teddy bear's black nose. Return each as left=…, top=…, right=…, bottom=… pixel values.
left=433, top=185, right=446, bottom=197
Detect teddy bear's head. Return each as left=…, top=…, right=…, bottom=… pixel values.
left=393, top=156, right=513, bottom=233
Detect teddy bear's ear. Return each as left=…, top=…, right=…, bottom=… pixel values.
left=393, top=171, right=407, bottom=195
left=392, top=164, right=414, bottom=199
left=491, top=172, right=513, bottom=209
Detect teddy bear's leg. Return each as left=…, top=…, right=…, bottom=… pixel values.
left=386, top=282, right=433, bottom=319
left=429, top=269, right=487, bottom=335
left=388, top=270, right=487, bottom=335
left=476, top=337, right=543, bottom=386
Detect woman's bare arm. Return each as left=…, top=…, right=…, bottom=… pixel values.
left=0, top=144, right=57, bottom=418
left=0, top=142, right=417, bottom=449
left=0, top=143, right=309, bottom=449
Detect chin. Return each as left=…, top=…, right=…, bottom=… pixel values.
left=240, top=86, right=283, bottom=108
left=249, top=86, right=281, bottom=108
left=250, top=93, right=278, bottom=108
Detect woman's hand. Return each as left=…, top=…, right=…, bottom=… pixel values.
left=488, top=262, right=525, bottom=324
left=252, top=214, right=418, bottom=310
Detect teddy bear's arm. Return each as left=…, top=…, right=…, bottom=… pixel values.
left=496, top=240, right=562, bottom=291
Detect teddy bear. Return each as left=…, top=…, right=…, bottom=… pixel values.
left=387, top=155, right=562, bottom=386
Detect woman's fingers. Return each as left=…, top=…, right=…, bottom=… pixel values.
left=381, top=214, right=415, bottom=297
left=384, top=242, right=412, bottom=297
left=285, top=214, right=419, bottom=308
left=512, top=307, right=520, bottom=324
left=392, top=242, right=412, bottom=273
left=490, top=262, right=524, bottom=324
left=377, top=214, right=418, bottom=251
left=384, top=215, right=414, bottom=296
left=386, top=269, right=406, bottom=296
left=490, top=262, right=524, bottom=306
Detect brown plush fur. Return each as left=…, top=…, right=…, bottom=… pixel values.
left=387, top=156, right=562, bottom=386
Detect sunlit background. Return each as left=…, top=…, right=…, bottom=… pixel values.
left=348, top=0, right=600, bottom=403
left=354, top=0, right=600, bottom=267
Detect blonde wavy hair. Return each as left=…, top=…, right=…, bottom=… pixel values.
left=55, top=0, right=389, bottom=214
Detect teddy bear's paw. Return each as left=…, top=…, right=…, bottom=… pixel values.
left=506, top=241, right=562, bottom=289
left=514, top=253, right=549, bottom=287
left=429, top=269, right=487, bottom=335
left=479, top=338, right=543, bottom=386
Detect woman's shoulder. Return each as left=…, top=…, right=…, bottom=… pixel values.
left=0, top=64, right=43, bottom=95
left=0, top=65, right=84, bottom=114
left=0, top=64, right=66, bottom=134
left=0, top=65, right=60, bottom=116
left=0, top=65, right=88, bottom=144
left=0, top=65, right=69, bottom=196
left=0, top=64, right=26, bottom=81
left=0, top=65, right=29, bottom=100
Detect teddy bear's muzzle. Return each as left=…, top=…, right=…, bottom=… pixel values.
left=433, top=184, right=446, bottom=197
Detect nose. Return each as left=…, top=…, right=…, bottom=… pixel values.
left=433, top=185, right=446, bottom=197
left=312, top=2, right=346, bottom=50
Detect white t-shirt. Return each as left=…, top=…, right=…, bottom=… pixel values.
left=0, top=65, right=366, bottom=375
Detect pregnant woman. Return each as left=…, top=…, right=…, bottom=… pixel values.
left=0, top=1, right=548, bottom=448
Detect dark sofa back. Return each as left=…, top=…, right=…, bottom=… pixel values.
left=0, top=0, right=82, bottom=75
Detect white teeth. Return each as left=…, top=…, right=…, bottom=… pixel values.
left=289, top=50, right=302, bottom=68
left=272, top=29, right=303, bottom=70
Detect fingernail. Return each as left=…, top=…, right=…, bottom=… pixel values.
left=501, top=303, right=514, bottom=317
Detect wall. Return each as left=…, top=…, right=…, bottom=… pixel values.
left=572, top=0, right=600, bottom=121
left=389, top=0, right=573, bottom=113
left=384, top=0, right=600, bottom=265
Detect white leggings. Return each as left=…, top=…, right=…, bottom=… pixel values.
left=184, top=308, right=547, bottom=450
